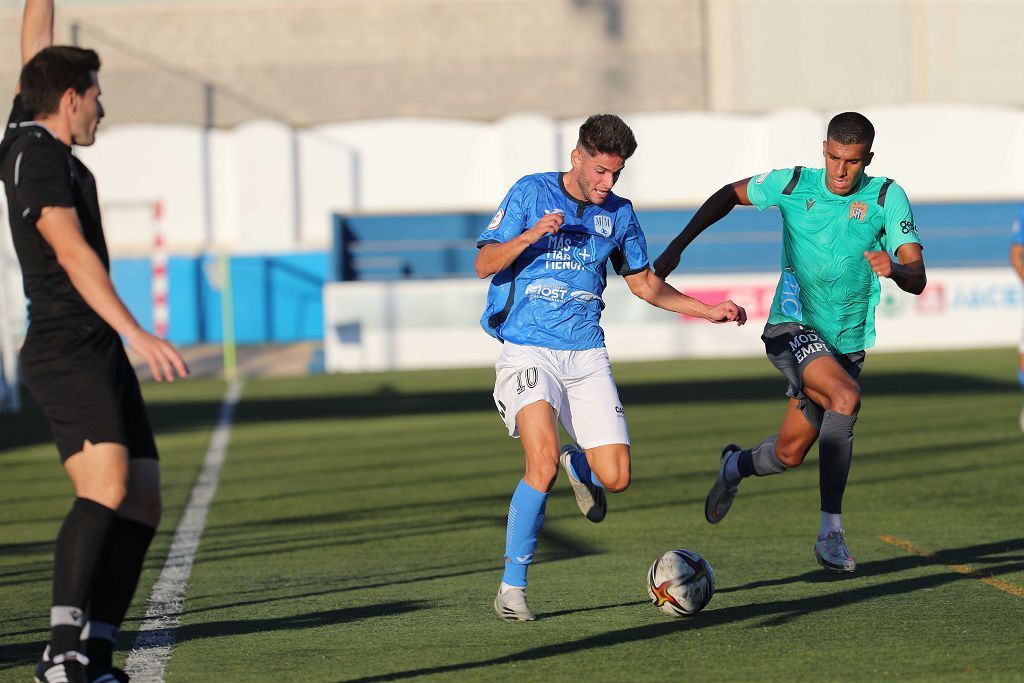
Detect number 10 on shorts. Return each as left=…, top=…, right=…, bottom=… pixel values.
left=516, top=368, right=539, bottom=394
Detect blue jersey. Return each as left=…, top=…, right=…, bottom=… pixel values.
left=1014, top=207, right=1024, bottom=245
left=477, top=172, right=650, bottom=350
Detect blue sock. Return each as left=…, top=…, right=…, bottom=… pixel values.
left=1018, top=368, right=1024, bottom=391
left=502, top=480, right=548, bottom=587
left=566, top=448, right=605, bottom=489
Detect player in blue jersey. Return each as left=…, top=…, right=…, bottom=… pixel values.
left=655, top=112, right=927, bottom=573
left=476, top=114, right=747, bottom=621
left=1012, top=211, right=1024, bottom=431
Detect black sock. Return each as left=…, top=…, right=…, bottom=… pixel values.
left=737, top=450, right=756, bottom=478
left=84, top=517, right=157, bottom=668
left=819, top=410, right=858, bottom=513
left=51, top=498, right=116, bottom=656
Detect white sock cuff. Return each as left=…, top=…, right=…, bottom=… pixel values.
left=50, top=605, right=85, bottom=628
left=819, top=512, right=843, bottom=537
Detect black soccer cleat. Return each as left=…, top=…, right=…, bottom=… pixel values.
left=35, top=650, right=89, bottom=683
left=86, top=665, right=131, bottom=683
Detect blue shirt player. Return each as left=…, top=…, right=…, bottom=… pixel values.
left=476, top=114, right=747, bottom=621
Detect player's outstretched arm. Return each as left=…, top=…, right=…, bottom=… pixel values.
left=864, top=242, right=927, bottom=295
left=653, top=178, right=751, bottom=279
left=36, top=207, right=189, bottom=381
left=21, top=0, right=54, bottom=67
left=624, top=268, right=747, bottom=325
left=475, top=212, right=564, bottom=278
left=1011, top=243, right=1024, bottom=284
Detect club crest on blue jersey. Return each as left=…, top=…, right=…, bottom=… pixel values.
left=594, top=214, right=613, bottom=238
left=486, top=208, right=504, bottom=230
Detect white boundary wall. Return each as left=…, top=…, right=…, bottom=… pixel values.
left=323, top=268, right=1024, bottom=373
left=74, top=105, right=1024, bottom=254
left=0, top=192, right=25, bottom=411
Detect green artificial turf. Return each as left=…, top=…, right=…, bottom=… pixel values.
left=2, top=349, right=1021, bottom=681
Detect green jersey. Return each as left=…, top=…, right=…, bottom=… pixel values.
left=747, top=167, right=922, bottom=353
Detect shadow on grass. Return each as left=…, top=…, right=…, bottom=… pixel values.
left=177, top=521, right=600, bottom=618
left=0, top=639, right=45, bottom=673
left=0, top=601, right=432, bottom=673
left=130, top=600, right=432, bottom=647
left=339, top=536, right=1024, bottom=682
left=1, top=370, right=1015, bottom=452
left=719, top=537, right=1024, bottom=600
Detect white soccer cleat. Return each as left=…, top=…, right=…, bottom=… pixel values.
left=559, top=444, right=607, bottom=523
left=1019, top=403, right=1024, bottom=433
left=494, top=585, right=536, bottom=622
left=814, top=530, right=857, bottom=573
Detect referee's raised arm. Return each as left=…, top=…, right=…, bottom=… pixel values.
left=21, top=0, right=53, bottom=68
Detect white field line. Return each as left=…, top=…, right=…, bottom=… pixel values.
left=125, top=378, right=244, bottom=681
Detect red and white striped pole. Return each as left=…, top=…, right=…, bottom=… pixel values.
left=152, top=201, right=169, bottom=338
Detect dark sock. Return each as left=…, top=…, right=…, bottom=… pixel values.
left=737, top=451, right=756, bottom=478
left=818, top=410, right=858, bottom=513
left=737, top=435, right=787, bottom=478
left=51, top=498, right=116, bottom=655
left=81, top=620, right=116, bottom=669
left=84, top=518, right=157, bottom=668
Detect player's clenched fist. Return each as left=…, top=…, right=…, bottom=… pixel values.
left=523, top=212, right=564, bottom=244
left=864, top=250, right=893, bottom=278
left=706, top=300, right=747, bottom=325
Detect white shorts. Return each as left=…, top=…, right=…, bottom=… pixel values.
left=492, top=342, right=630, bottom=449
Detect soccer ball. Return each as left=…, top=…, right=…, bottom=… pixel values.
left=646, top=549, right=715, bottom=616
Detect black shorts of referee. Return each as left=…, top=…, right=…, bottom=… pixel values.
left=19, top=313, right=158, bottom=462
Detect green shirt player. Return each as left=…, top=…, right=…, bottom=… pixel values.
left=655, top=112, right=927, bottom=573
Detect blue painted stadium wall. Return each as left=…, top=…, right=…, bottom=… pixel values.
left=110, top=252, right=327, bottom=346
left=109, top=202, right=1020, bottom=345
left=333, top=201, right=1021, bottom=279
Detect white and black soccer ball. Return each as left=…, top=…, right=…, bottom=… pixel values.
left=646, top=549, right=715, bottom=616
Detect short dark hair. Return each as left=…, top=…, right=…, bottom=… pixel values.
left=19, top=46, right=101, bottom=117
left=577, top=114, right=637, bottom=160
left=827, top=112, right=874, bottom=148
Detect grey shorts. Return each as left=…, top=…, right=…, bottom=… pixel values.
left=762, top=322, right=865, bottom=430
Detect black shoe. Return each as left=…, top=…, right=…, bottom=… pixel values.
left=35, top=651, right=89, bottom=683
left=86, top=665, right=130, bottom=683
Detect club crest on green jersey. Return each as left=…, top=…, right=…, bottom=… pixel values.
left=849, top=201, right=868, bottom=221
left=806, top=198, right=815, bottom=211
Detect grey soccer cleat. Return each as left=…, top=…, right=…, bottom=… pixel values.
left=494, top=585, right=536, bottom=622
left=1019, top=403, right=1024, bottom=433
left=704, top=444, right=742, bottom=524
left=814, top=530, right=857, bottom=572
left=559, top=444, right=607, bottom=523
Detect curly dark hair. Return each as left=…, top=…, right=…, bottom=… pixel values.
left=20, top=46, right=101, bottom=117
left=578, top=114, right=637, bottom=160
